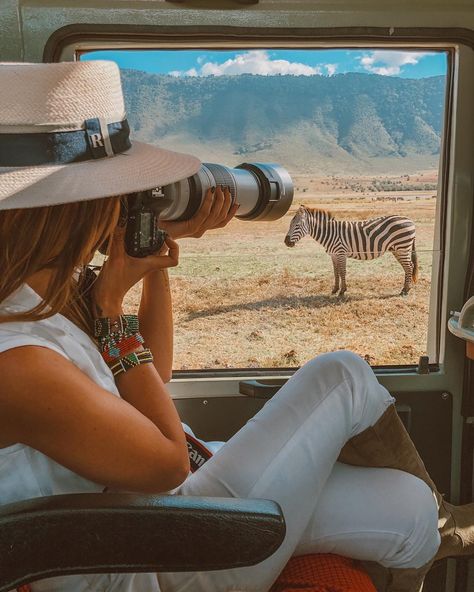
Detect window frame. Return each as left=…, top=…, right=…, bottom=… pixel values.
left=45, top=25, right=463, bottom=377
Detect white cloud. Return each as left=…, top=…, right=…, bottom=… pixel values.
left=169, top=50, right=323, bottom=77
left=170, top=67, right=198, bottom=77
left=324, top=63, right=337, bottom=76
left=358, top=50, right=432, bottom=76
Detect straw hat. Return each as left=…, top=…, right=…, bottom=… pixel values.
left=0, top=61, right=201, bottom=210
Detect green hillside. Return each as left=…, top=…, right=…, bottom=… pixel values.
left=121, top=70, right=446, bottom=174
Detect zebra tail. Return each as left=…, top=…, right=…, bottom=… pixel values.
left=412, top=239, right=419, bottom=283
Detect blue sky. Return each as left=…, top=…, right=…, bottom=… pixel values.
left=82, top=49, right=447, bottom=78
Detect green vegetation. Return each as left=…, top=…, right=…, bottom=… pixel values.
left=121, top=70, right=446, bottom=174
left=369, top=179, right=437, bottom=192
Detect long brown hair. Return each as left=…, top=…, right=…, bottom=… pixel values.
left=0, top=197, right=121, bottom=336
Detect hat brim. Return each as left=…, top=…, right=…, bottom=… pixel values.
left=0, top=141, right=201, bottom=210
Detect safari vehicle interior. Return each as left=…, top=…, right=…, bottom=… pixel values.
left=1, top=0, right=474, bottom=591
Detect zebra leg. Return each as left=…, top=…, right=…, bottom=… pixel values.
left=392, top=250, right=413, bottom=295
left=331, top=254, right=340, bottom=294
left=338, top=255, right=348, bottom=297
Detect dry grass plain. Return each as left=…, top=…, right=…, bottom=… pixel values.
left=124, top=171, right=438, bottom=369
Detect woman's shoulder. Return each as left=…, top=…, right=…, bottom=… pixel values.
left=0, top=324, right=68, bottom=358
left=0, top=283, right=119, bottom=394
left=0, top=294, right=70, bottom=358
left=0, top=283, right=85, bottom=357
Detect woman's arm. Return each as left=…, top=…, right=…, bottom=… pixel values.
left=85, top=233, right=189, bottom=489
left=137, top=186, right=238, bottom=382
left=0, top=346, right=189, bottom=493
left=139, top=269, right=174, bottom=383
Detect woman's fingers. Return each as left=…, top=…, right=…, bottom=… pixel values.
left=160, top=235, right=180, bottom=267
left=209, top=185, right=227, bottom=223
left=177, top=187, right=213, bottom=237
left=141, top=235, right=180, bottom=270
left=193, top=188, right=214, bottom=224
left=194, top=186, right=223, bottom=232
left=93, top=230, right=179, bottom=312
left=207, top=187, right=236, bottom=230
left=160, top=185, right=238, bottom=240
left=215, top=199, right=239, bottom=229
left=220, top=186, right=236, bottom=221
left=189, top=186, right=235, bottom=237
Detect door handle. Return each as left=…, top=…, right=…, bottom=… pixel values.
left=239, top=380, right=284, bottom=399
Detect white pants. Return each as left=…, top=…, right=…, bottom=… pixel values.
left=158, top=351, right=440, bottom=592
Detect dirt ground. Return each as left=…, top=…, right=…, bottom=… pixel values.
left=124, top=171, right=438, bottom=369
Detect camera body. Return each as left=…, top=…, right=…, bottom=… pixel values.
left=124, top=191, right=167, bottom=258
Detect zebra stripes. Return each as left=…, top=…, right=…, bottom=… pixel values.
left=284, top=206, right=418, bottom=296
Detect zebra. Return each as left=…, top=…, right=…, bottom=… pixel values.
left=284, top=205, right=418, bottom=296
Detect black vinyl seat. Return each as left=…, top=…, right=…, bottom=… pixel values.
left=0, top=492, right=286, bottom=592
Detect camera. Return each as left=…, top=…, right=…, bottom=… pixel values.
left=122, top=162, right=293, bottom=258
left=124, top=192, right=168, bottom=258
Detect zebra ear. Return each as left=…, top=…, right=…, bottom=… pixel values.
left=298, top=205, right=308, bottom=217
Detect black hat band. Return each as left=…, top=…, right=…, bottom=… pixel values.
left=0, top=118, right=131, bottom=167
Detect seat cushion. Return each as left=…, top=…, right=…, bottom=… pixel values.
left=271, top=553, right=377, bottom=592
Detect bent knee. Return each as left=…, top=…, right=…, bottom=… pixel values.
left=387, top=474, right=440, bottom=568
left=304, top=350, right=369, bottom=379
left=302, top=350, right=381, bottom=396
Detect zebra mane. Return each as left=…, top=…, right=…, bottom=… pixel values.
left=301, top=206, right=335, bottom=220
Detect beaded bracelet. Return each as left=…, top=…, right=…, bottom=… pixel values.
left=94, top=314, right=154, bottom=375
left=108, top=348, right=155, bottom=378
left=94, top=314, right=144, bottom=363
left=94, top=314, right=140, bottom=339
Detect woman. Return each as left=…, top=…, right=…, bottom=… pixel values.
left=0, top=60, right=471, bottom=592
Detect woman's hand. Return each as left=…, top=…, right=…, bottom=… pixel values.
left=159, top=185, right=239, bottom=239
left=91, top=228, right=179, bottom=317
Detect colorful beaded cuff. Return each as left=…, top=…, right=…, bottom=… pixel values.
left=94, top=314, right=139, bottom=339
left=101, top=332, right=145, bottom=363
left=108, top=348, right=154, bottom=377
left=94, top=314, right=146, bottom=363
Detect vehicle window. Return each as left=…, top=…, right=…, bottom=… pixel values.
left=82, top=48, right=448, bottom=370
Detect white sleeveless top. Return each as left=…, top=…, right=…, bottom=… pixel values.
left=0, top=283, right=207, bottom=592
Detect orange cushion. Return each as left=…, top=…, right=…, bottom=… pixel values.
left=271, top=553, right=377, bottom=592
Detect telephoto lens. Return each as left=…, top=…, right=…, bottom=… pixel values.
left=153, top=162, right=293, bottom=222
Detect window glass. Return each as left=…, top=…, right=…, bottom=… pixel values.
left=82, top=48, right=448, bottom=369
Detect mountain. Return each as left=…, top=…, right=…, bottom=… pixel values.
left=121, top=69, right=446, bottom=175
